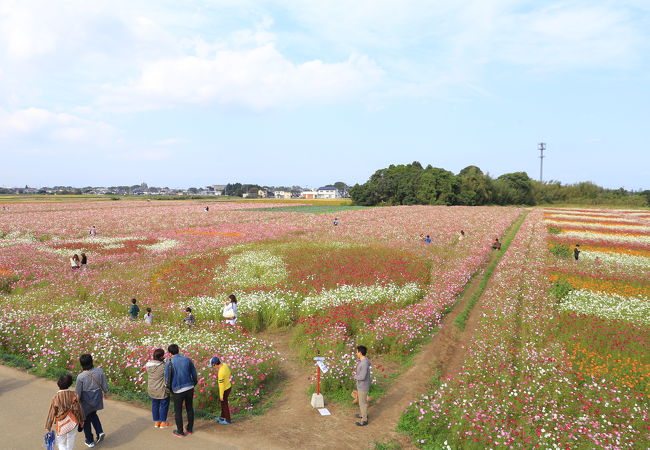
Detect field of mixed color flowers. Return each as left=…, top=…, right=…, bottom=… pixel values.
left=0, top=200, right=519, bottom=417
left=400, top=208, right=649, bottom=448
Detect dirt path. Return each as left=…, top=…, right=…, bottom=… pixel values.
left=0, top=242, right=517, bottom=450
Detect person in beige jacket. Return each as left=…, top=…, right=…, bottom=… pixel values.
left=145, top=348, right=171, bottom=428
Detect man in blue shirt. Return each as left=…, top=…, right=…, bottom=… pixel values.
left=165, top=344, right=197, bottom=437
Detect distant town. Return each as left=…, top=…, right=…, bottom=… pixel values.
left=0, top=182, right=351, bottom=199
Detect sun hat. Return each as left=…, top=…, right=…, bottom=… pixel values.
left=208, top=356, right=221, bottom=367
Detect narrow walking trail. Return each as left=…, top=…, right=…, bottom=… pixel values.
left=0, top=218, right=525, bottom=450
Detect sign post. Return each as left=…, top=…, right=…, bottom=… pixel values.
left=311, top=356, right=326, bottom=408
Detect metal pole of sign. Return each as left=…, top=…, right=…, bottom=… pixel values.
left=311, top=352, right=325, bottom=408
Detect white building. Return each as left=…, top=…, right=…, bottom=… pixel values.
left=273, top=190, right=292, bottom=199
left=207, top=185, right=226, bottom=196
left=316, top=186, right=341, bottom=199
left=300, top=190, right=318, bottom=199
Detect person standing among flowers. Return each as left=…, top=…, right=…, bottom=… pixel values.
left=144, top=307, right=154, bottom=325
left=165, top=344, right=197, bottom=438
left=574, top=244, right=581, bottom=261
left=183, top=307, right=195, bottom=329
left=146, top=348, right=171, bottom=428
left=76, top=354, right=109, bottom=448
left=45, top=374, right=85, bottom=450
left=353, top=345, right=371, bottom=426
left=208, top=356, right=232, bottom=424
left=223, top=294, right=237, bottom=326
left=128, top=298, right=140, bottom=320
left=80, top=252, right=88, bottom=269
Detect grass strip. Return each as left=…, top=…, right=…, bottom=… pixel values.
left=454, top=210, right=529, bottom=330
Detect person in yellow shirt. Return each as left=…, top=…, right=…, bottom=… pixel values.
left=208, top=357, right=232, bottom=424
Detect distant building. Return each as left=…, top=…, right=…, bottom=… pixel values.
left=316, top=186, right=341, bottom=199
left=207, top=184, right=226, bottom=196
left=273, top=190, right=292, bottom=199
left=300, top=190, right=318, bottom=199
left=257, top=189, right=268, bottom=198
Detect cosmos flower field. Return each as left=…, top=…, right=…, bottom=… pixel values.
left=401, top=208, right=649, bottom=448
left=0, top=201, right=647, bottom=448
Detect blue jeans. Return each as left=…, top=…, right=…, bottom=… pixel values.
left=151, top=397, right=170, bottom=422
left=83, top=411, right=103, bottom=444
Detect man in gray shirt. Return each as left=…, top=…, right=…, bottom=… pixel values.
left=354, top=345, right=371, bottom=426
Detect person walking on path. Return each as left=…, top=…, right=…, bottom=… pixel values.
left=45, top=373, right=85, bottom=450
left=492, top=237, right=501, bottom=250
left=128, top=298, right=140, bottom=321
left=75, top=354, right=109, bottom=448
left=354, top=345, right=371, bottom=427
left=165, top=344, right=197, bottom=438
left=208, top=357, right=232, bottom=424
left=222, top=295, right=237, bottom=326
left=574, top=244, right=581, bottom=261
left=145, top=348, right=171, bottom=428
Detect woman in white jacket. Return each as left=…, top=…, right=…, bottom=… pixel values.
left=222, top=294, right=237, bottom=326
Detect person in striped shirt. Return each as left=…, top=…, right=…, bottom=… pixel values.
left=45, top=374, right=85, bottom=450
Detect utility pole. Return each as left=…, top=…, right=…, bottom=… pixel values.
left=538, top=142, right=546, bottom=182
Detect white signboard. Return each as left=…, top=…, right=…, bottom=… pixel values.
left=316, top=361, right=328, bottom=373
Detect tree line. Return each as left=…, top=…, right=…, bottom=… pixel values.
left=349, top=162, right=650, bottom=207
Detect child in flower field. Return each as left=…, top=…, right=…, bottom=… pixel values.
left=145, top=348, right=170, bottom=428
left=223, top=295, right=237, bottom=326
left=333, top=217, right=339, bottom=226
left=128, top=298, right=140, bottom=320
left=183, top=307, right=195, bottom=329
left=44, top=373, right=85, bottom=450
left=208, top=356, right=232, bottom=424
left=144, top=307, right=153, bottom=325
left=89, top=226, right=97, bottom=236
left=424, top=235, right=431, bottom=244
left=574, top=243, right=581, bottom=260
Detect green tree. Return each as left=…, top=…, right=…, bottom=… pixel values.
left=456, top=165, right=491, bottom=205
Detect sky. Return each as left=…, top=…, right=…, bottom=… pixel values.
left=1, top=0, right=649, bottom=190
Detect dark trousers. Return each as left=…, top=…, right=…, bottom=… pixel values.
left=173, top=388, right=194, bottom=433
left=83, top=411, right=103, bottom=444
left=151, top=397, right=170, bottom=422
left=220, top=388, right=231, bottom=422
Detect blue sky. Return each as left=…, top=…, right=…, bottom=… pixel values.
left=1, top=0, right=649, bottom=190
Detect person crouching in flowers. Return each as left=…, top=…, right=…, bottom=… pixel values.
left=223, top=294, right=237, bottom=326
left=146, top=349, right=171, bottom=428
left=70, top=254, right=80, bottom=271
left=208, top=356, right=232, bottom=424
left=45, top=374, right=85, bottom=450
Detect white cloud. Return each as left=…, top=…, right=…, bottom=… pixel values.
left=0, top=107, right=115, bottom=143
left=99, top=44, right=384, bottom=111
